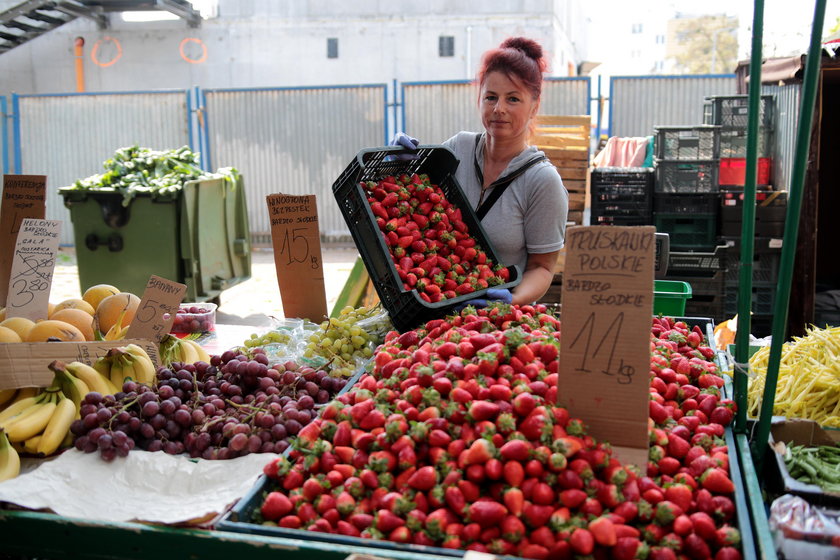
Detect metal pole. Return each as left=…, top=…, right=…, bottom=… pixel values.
left=751, top=0, right=826, bottom=470
left=733, top=0, right=764, bottom=435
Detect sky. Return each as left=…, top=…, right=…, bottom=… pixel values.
left=585, top=0, right=840, bottom=62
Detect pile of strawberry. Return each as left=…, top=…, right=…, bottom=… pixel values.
left=254, top=307, right=744, bottom=560
left=362, top=173, right=509, bottom=303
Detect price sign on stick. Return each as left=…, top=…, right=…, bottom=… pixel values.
left=0, top=175, right=47, bottom=307
left=5, top=218, right=61, bottom=322
left=266, top=194, right=327, bottom=321
left=125, top=275, right=187, bottom=344
left=558, top=225, right=655, bottom=469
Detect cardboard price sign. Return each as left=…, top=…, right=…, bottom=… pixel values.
left=0, top=339, right=161, bottom=390
left=558, top=225, right=655, bottom=468
left=5, top=218, right=61, bottom=322
left=125, top=275, right=187, bottom=343
left=0, top=175, right=47, bottom=306
left=267, top=193, right=327, bottom=321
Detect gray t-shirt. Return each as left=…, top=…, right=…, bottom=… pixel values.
left=442, top=131, right=568, bottom=273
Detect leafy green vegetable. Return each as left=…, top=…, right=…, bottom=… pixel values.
left=63, top=146, right=239, bottom=206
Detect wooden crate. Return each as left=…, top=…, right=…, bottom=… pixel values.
left=531, top=115, right=591, bottom=228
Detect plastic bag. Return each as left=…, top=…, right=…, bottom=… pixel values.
left=769, top=494, right=840, bottom=548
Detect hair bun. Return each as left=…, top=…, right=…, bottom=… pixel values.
left=500, top=37, right=543, bottom=62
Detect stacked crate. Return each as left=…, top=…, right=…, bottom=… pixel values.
left=704, top=95, right=781, bottom=337
left=653, top=125, right=721, bottom=251
left=531, top=115, right=591, bottom=227
left=704, top=95, right=774, bottom=188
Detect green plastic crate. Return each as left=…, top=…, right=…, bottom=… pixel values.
left=654, top=279, right=692, bottom=316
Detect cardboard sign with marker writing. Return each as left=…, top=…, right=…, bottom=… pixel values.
left=267, top=193, right=327, bottom=321
left=5, top=218, right=61, bottom=322
left=0, top=175, right=47, bottom=306
left=558, top=225, right=655, bottom=468
left=0, top=339, right=161, bottom=390
left=125, top=275, right=187, bottom=343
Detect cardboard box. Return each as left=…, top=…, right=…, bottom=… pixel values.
left=766, top=417, right=840, bottom=506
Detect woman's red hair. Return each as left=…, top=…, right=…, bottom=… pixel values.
left=476, top=37, right=548, bottom=101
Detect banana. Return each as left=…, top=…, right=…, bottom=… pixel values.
left=66, top=361, right=118, bottom=396
left=102, top=309, right=129, bottom=341
left=178, top=338, right=199, bottom=364
left=23, top=434, right=42, bottom=455
left=0, top=429, right=21, bottom=482
left=4, top=392, right=58, bottom=442
left=123, top=344, right=157, bottom=385
left=0, top=389, right=17, bottom=408
left=0, top=392, right=47, bottom=425
left=37, top=395, right=76, bottom=456
left=183, top=338, right=211, bottom=363
left=49, top=361, right=90, bottom=412
left=108, top=349, right=139, bottom=388
left=93, top=356, right=111, bottom=379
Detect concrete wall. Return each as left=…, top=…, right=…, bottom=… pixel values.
left=0, top=0, right=586, bottom=97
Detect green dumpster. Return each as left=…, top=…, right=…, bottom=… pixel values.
left=59, top=175, right=251, bottom=303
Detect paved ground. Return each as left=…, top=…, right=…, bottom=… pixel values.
left=50, top=244, right=361, bottom=327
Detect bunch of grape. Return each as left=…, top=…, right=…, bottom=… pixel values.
left=242, top=329, right=293, bottom=349
left=302, top=305, right=391, bottom=377
left=70, top=348, right=348, bottom=462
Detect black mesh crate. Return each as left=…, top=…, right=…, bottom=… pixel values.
left=654, top=193, right=720, bottom=214
left=654, top=125, right=721, bottom=160
left=725, top=284, right=776, bottom=316
left=655, top=160, right=719, bottom=193
left=590, top=168, right=654, bottom=225
left=703, top=95, right=774, bottom=129
left=331, top=145, right=520, bottom=332
left=722, top=236, right=782, bottom=285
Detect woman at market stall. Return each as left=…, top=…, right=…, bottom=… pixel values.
left=395, top=36, right=568, bottom=305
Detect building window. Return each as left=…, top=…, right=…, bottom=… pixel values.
left=327, top=37, right=338, bottom=59
left=631, top=49, right=641, bottom=58
left=656, top=34, right=665, bottom=44
left=631, top=23, right=643, bottom=34
left=439, top=36, right=454, bottom=57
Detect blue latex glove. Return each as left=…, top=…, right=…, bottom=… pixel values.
left=455, top=288, right=513, bottom=312
left=386, top=132, right=420, bottom=161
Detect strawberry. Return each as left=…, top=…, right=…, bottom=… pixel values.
left=407, top=465, right=438, bottom=491
left=569, top=528, right=594, bottom=556
left=663, top=483, right=693, bottom=513
left=715, top=547, right=743, bottom=560
left=612, top=537, right=650, bottom=560
left=503, top=487, right=525, bottom=517
left=588, top=516, right=617, bottom=547
left=260, top=492, right=293, bottom=521
left=499, top=439, right=531, bottom=462
left=500, top=514, right=526, bottom=543
left=684, top=533, right=711, bottom=559
left=700, top=467, right=735, bottom=494
left=463, top=438, right=497, bottom=465
left=467, top=501, right=508, bottom=528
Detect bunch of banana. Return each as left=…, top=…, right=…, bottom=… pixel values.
left=95, top=344, right=157, bottom=389
left=102, top=309, right=130, bottom=341
left=0, top=428, right=20, bottom=482
left=0, top=386, right=74, bottom=458
left=159, top=334, right=211, bottom=366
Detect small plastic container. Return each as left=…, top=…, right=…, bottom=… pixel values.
left=168, top=302, right=217, bottom=333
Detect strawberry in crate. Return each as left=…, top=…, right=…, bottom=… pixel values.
left=362, top=173, right=509, bottom=303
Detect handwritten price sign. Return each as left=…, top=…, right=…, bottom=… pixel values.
left=558, top=226, right=655, bottom=466
left=5, top=218, right=61, bottom=321
left=267, top=194, right=327, bottom=321
left=0, top=175, right=47, bottom=307
left=125, top=275, right=187, bottom=344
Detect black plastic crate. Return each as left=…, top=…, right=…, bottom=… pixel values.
left=654, top=193, right=720, bottom=214
left=720, top=188, right=786, bottom=237
left=591, top=167, right=655, bottom=185
left=721, top=236, right=783, bottom=285
left=331, top=145, right=520, bottom=332
left=654, top=125, right=721, bottom=160
left=655, top=160, right=719, bottom=193
left=703, top=94, right=774, bottom=129
left=591, top=213, right=653, bottom=226
left=667, top=244, right=728, bottom=277
left=217, top=474, right=465, bottom=558
left=590, top=168, right=654, bottom=224
left=725, top=284, right=776, bottom=316
left=719, top=128, right=773, bottom=158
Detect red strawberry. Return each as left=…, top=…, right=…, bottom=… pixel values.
left=407, top=466, right=438, bottom=491
left=569, top=528, right=594, bottom=556
left=463, top=438, right=497, bottom=465
left=501, top=515, right=526, bottom=543
left=467, top=501, right=508, bottom=528
left=612, top=537, right=649, bottom=560
left=700, top=467, right=735, bottom=494
left=499, top=439, right=531, bottom=462
left=260, top=492, right=292, bottom=521
left=588, top=516, right=617, bottom=547
left=684, top=533, right=711, bottom=560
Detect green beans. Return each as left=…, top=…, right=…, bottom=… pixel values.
left=783, top=443, right=840, bottom=491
